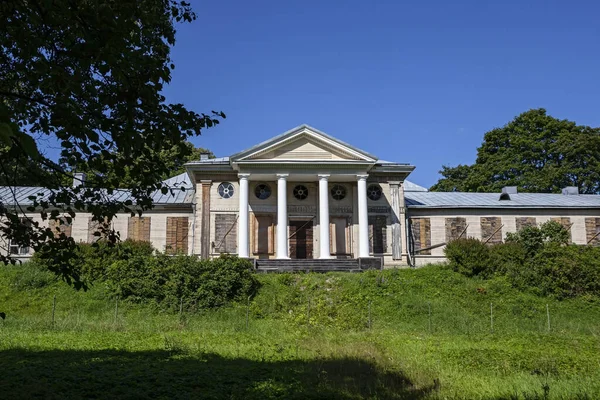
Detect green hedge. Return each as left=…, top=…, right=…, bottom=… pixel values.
left=444, top=221, right=600, bottom=300
left=31, top=241, right=258, bottom=309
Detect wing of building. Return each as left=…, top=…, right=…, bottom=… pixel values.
left=2, top=124, right=600, bottom=267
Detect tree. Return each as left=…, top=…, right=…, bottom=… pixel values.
left=430, top=109, right=600, bottom=193
left=0, top=0, right=224, bottom=288
left=60, top=141, right=213, bottom=187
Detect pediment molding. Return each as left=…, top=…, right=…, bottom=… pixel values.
left=231, top=125, right=378, bottom=164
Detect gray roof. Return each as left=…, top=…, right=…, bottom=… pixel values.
left=0, top=173, right=194, bottom=207
left=406, top=191, right=600, bottom=209
left=185, top=156, right=230, bottom=165
left=404, top=181, right=428, bottom=192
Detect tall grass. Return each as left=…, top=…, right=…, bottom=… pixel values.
left=1, top=263, right=599, bottom=399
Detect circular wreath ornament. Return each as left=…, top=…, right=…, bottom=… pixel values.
left=254, top=183, right=272, bottom=200
left=367, top=184, right=382, bottom=201
left=293, top=185, right=309, bottom=200
left=218, top=182, right=234, bottom=199
left=330, top=184, right=347, bottom=201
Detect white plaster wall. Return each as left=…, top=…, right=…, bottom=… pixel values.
left=407, top=208, right=600, bottom=266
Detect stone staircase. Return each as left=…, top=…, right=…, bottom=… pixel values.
left=253, top=258, right=382, bottom=273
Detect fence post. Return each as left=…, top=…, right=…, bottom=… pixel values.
left=52, top=294, right=56, bottom=328
left=179, top=297, right=184, bottom=321
left=307, top=298, right=311, bottom=328
left=114, top=296, right=119, bottom=324
left=368, top=300, right=372, bottom=329
left=428, top=302, right=432, bottom=333
left=490, top=303, right=494, bottom=334
left=546, top=304, right=551, bottom=332
left=246, top=296, right=250, bottom=330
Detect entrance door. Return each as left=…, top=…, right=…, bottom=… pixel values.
left=289, top=220, right=313, bottom=259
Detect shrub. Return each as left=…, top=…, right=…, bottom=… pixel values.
left=525, top=244, right=600, bottom=299
left=444, top=238, right=491, bottom=277
left=105, top=253, right=258, bottom=309
left=31, top=241, right=259, bottom=309
left=488, top=242, right=527, bottom=277
left=505, top=220, right=570, bottom=256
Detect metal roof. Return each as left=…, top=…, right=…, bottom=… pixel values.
left=185, top=156, right=230, bottom=165
left=403, top=181, right=428, bottom=192
left=0, top=174, right=194, bottom=207
left=406, top=191, right=600, bottom=209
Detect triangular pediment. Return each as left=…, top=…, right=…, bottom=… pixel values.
left=231, top=125, right=377, bottom=163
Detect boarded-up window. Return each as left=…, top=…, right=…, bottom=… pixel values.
left=214, top=214, right=237, bottom=254
left=445, top=217, right=467, bottom=242
left=166, top=217, right=189, bottom=254
left=410, top=218, right=431, bottom=255
left=516, top=217, right=536, bottom=231
left=369, top=215, right=387, bottom=254
left=9, top=217, right=31, bottom=255
left=48, top=218, right=72, bottom=238
left=330, top=217, right=349, bottom=255
left=585, top=217, right=600, bottom=246
left=88, top=218, right=109, bottom=243
left=128, top=217, right=151, bottom=242
left=551, top=217, right=572, bottom=243
left=252, top=214, right=273, bottom=255
left=481, top=217, right=502, bottom=244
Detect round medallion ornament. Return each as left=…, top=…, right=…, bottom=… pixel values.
left=330, top=184, right=347, bottom=201
left=367, top=184, right=382, bottom=201
left=254, top=183, right=272, bottom=200
left=293, top=185, right=309, bottom=200
left=218, top=182, right=234, bottom=199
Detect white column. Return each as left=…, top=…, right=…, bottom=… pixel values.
left=318, top=174, right=331, bottom=259
left=357, top=174, right=370, bottom=258
left=237, top=174, right=250, bottom=258
left=276, top=174, right=289, bottom=259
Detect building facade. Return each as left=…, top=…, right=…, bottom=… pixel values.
left=2, top=125, right=600, bottom=266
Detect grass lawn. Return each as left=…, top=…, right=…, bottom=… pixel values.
left=0, top=263, right=599, bottom=399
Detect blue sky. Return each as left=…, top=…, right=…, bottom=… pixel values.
left=163, top=0, right=600, bottom=188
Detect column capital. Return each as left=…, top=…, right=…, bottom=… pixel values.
left=357, top=174, right=369, bottom=181
left=388, top=181, right=401, bottom=187
left=276, top=173, right=289, bottom=179
left=318, top=174, right=330, bottom=180
left=200, top=180, right=212, bottom=185
left=238, top=173, right=251, bottom=180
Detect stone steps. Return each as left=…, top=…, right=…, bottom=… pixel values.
left=254, top=258, right=381, bottom=273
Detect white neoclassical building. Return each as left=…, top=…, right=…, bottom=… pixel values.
left=2, top=124, right=600, bottom=268
left=186, top=124, right=414, bottom=267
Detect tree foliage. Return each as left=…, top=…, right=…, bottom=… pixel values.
left=431, top=109, right=600, bottom=193
left=61, top=141, right=214, bottom=188
left=0, top=0, right=224, bottom=288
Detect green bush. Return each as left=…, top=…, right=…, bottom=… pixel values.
left=31, top=241, right=258, bottom=310
left=524, top=244, right=600, bottom=299
left=106, top=254, right=258, bottom=309
left=444, top=238, right=491, bottom=277
left=444, top=224, right=600, bottom=300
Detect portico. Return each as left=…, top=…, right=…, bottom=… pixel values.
left=187, top=124, right=415, bottom=266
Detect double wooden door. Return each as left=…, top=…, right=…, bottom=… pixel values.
left=289, top=220, right=313, bottom=259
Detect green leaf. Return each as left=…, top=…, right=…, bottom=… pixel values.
left=16, top=132, right=41, bottom=160
left=0, top=123, right=14, bottom=145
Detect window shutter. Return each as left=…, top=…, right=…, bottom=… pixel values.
left=214, top=214, right=237, bottom=254
left=551, top=217, right=572, bottom=243
left=368, top=215, right=387, bottom=254
left=410, top=218, right=431, bottom=255
left=480, top=217, right=502, bottom=244
left=166, top=217, right=189, bottom=254
left=516, top=217, right=536, bottom=231
left=585, top=217, right=600, bottom=246
left=128, top=217, right=151, bottom=242
left=445, top=217, right=467, bottom=242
